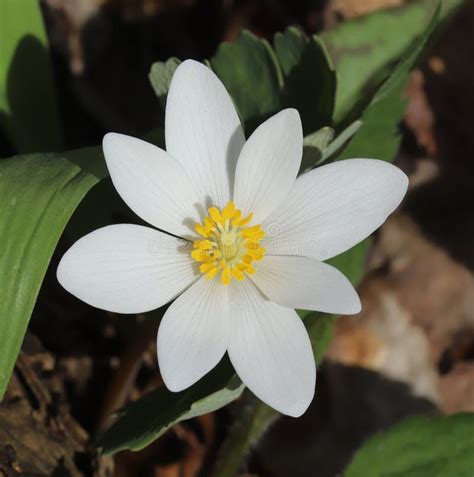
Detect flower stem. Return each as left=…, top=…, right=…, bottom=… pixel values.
left=210, top=392, right=279, bottom=477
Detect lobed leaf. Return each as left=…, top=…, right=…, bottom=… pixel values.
left=150, top=28, right=337, bottom=138
left=149, top=57, right=181, bottom=111
left=210, top=30, right=282, bottom=129
left=273, top=27, right=306, bottom=76
left=275, top=28, right=336, bottom=135
left=344, top=413, right=474, bottom=477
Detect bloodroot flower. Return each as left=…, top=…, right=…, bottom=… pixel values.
left=57, top=60, right=408, bottom=416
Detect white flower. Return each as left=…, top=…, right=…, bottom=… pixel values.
left=57, top=59, right=408, bottom=417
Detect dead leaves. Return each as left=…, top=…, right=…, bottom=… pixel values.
left=0, top=339, right=112, bottom=477
left=327, top=213, right=474, bottom=413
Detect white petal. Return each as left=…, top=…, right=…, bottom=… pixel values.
left=103, top=133, right=202, bottom=239
left=251, top=255, right=361, bottom=314
left=233, top=109, right=303, bottom=223
left=165, top=59, right=245, bottom=208
left=263, top=159, right=408, bottom=260
left=57, top=224, right=198, bottom=313
left=157, top=277, right=230, bottom=391
left=228, top=281, right=315, bottom=417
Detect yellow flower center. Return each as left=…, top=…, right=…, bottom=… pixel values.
left=191, top=201, right=266, bottom=285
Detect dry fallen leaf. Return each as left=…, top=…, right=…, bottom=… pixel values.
left=327, top=213, right=474, bottom=411
left=405, top=70, right=438, bottom=156
left=332, top=0, right=406, bottom=18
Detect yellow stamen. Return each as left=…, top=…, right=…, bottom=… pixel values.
left=246, top=265, right=256, bottom=275
left=206, top=266, right=219, bottom=280
left=231, top=210, right=242, bottom=227
left=208, top=207, right=223, bottom=225
left=196, top=239, right=213, bottom=250
left=238, top=213, right=253, bottom=227
left=195, top=224, right=210, bottom=238
left=204, top=217, right=215, bottom=230
left=247, top=250, right=264, bottom=260
left=191, top=250, right=214, bottom=262
left=241, top=225, right=261, bottom=237
left=231, top=267, right=245, bottom=281
left=222, top=202, right=235, bottom=221
left=200, top=262, right=215, bottom=273
left=221, top=264, right=232, bottom=285
left=191, top=201, right=265, bottom=285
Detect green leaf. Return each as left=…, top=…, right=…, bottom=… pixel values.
left=97, top=357, right=245, bottom=455
left=321, top=0, right=436, bottom=125
left=210, top=30, right=282, bottom=128
left=441, top=0, right=465, bottom=18
left=338, top=3, right=440, bottom=162
left=0, top=0, right=62, bottom=153
left=273, top=27, right=306, bottom=76
left=282, top=37, right=336, bottom=135
left=149, top=57, right=181, bottom=110
left=344, top=413, right=474, bottom=477
left=0, top=147, right=106, bottom=398
left=274, top=28, right=336, bottom=135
